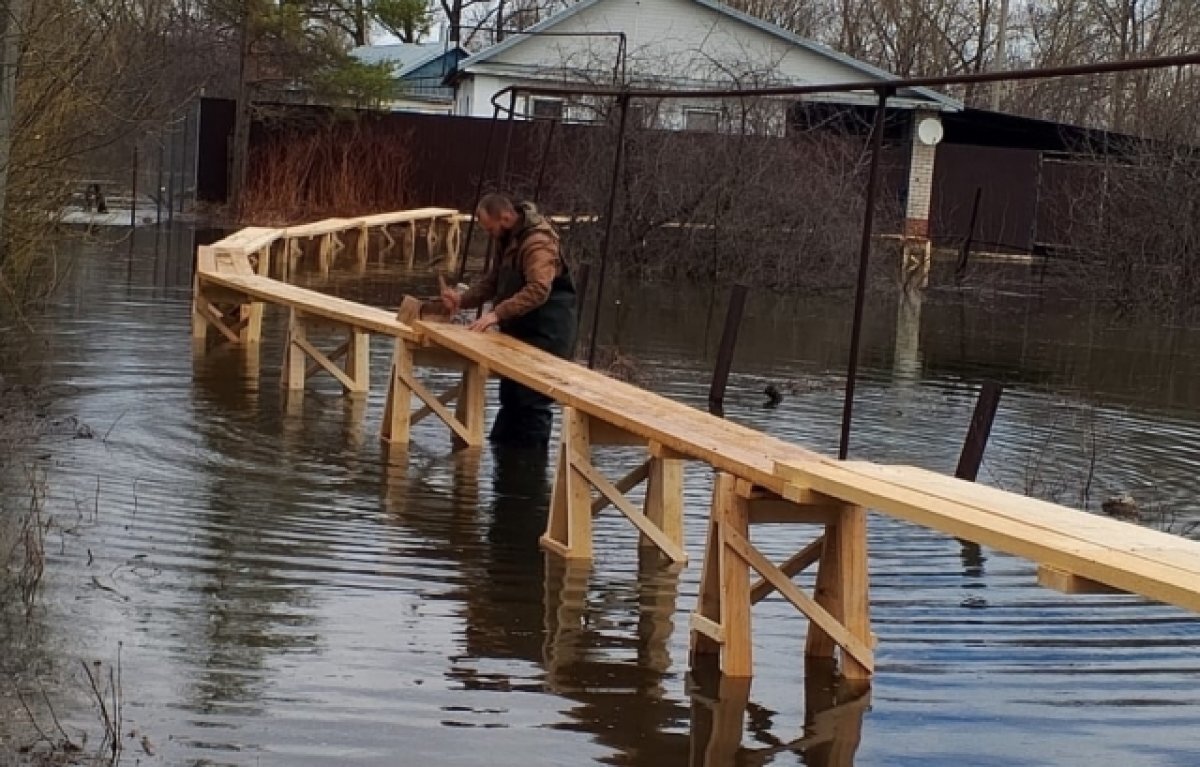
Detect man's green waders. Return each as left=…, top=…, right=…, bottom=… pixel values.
left=490, top=258, right=577, bottom=449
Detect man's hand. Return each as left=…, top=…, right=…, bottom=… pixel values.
left=439, top=285, right=461, bottom=315
left=468, top=311, right=500, bottom=333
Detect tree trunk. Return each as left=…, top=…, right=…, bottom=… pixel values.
left=0, top=0, right=28, bottom=265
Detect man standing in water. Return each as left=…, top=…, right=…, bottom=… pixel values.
left=439, top=193, right=577, bottom=449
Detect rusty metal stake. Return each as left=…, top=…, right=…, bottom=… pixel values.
left=457, top=104, right=502, bottom=284
left=586, top=93, right=631, bottom=370
left=708, top=283, right=748, bottom=417
left=955, top=381, right=1003, bottom=481
left=838, top=87, right=892, bottom=461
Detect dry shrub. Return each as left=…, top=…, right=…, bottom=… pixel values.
left=240, top=109, right=414, bottom=224
left=1051, top=139, right=1200, bottom=320
left=541, top=99, right=901, bottom=291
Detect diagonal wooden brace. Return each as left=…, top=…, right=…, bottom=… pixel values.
left=282, top=309, right=370, bottom=395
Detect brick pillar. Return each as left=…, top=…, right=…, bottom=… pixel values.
left=902, top=111, right=940, bottom=290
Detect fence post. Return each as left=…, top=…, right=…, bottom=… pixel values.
left=708, top=284, right=748, bottom=417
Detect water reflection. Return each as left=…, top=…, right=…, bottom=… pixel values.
left=690, top=659, right=870, bottom=767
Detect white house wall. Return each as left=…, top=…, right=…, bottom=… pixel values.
left=483, top=0, right=872, bottom=88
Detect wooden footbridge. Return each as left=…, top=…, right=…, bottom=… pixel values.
left=193, top=209, right=1200, bottom=686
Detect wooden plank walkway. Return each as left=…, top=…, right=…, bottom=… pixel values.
left=775, top=459, right=1200, bottom=613
left=419, top=323, right=824, bottom=492
left=193, top=208, right=1200, bottom=685
left=201, top=266, right=417, bottom=340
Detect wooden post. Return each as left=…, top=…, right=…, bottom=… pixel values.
left=541, top=407, right=593, bottom=559
left=356, top=224, right=369, bottom=272
left=403, top=222, right=416, bottom=268
left=708, top=284, right=748, bottom=417
left=716, top=473, right=752, bottom=678
left=381, top=338, right=413, bottom=444
left=191, top=281, right=209, bottom=349
left=319, top=234, right=332, bottom=277
left=346, top=328, right=370, bottom=395
left=644, top=442, right=685, bottom=555
left=691, top=510, right=724, bottom=663
left=282, top=308, right=306, bottom=391
left=444, top=219, right=462, bottom=273
left=426, top=217, right=441, bottom=262
left=955, top=381, right=1003, bottom=481
left=454, top=362, right=488, bottom=449
left=807, top=504, right=871, bottom=680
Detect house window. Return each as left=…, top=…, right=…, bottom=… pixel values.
left=684, top=108, right=720, bottom=132
left=530, top=97, right=564, bottom=120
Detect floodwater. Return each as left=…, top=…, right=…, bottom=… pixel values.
left=2, top=225, right=1200, bottom=766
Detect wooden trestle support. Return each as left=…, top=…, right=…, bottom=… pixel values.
left=689, top=474, right=874, bottom=680
left=381, top=340, right=489, bottom=450
left=538, top=407, right=688, bottom=566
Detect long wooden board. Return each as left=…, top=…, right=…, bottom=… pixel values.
left=356, top=208, right=459, bottom=226
left=212, top=226, right=281, bottom=256
left=774, top=459, right=1200, bottom=613
left=416, top=323, right=827, bottom=492
left=199, top=270, right=417, bottom=341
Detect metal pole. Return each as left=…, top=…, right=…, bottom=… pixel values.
left=586, top=93, right=630, bottom=370
left=456, top=104, right=502, bottom=283
left=156, top=137, right=164, bottom=225
left=534, top=117, right=558, bottom=202
left=167, top=121, right=176, bottom=224
left=131, top=143, right=138, bottom=228
left=495, top=89, right=519, bottom=191
left=179, top=107, right=190, bottom=213
left=954, top=186, right=983, bottom=284
left=838, top=87, right=892, bottom=461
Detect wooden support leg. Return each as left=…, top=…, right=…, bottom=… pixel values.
left=453, top=361, right=487, bottom=449
left=691, top=512, right=724, bottom=663
left=403, top=222, right=416, bottom=268
left=282, top=309, right=307, bottom=391
left=644, top=443, right=685, bottom=556
left=689, top=472, right=751, bottom=677
left=319, top=234, right=332, bottom=277
left=426, top=218, right=441, bottom=262
left=356, top=225, right=369, bottom=271
left=540, top=407, right=593, bottom=559
left=380, top=225, right=395, bottom=261
left=345, top=328, right=370, bottom=395
left=191, top=281, right=209, bottom=349
left=807, top=505, right=871, bottom=680
left=239, top=301, right=264, bottom=345
left=716, top=474, right=753, bottom=678
left=381, top=338, right=413, bottom=444
left=287, top=239, right=301, bottom=279
left=253, top=246, right=270, bottom=276
left=444, top=220, right=462, bottom=273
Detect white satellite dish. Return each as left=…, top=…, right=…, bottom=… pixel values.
left=917, top=116, right=944, bottom=146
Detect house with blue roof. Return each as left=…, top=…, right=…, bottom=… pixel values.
left=351, top=41, right=469, bottom=114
